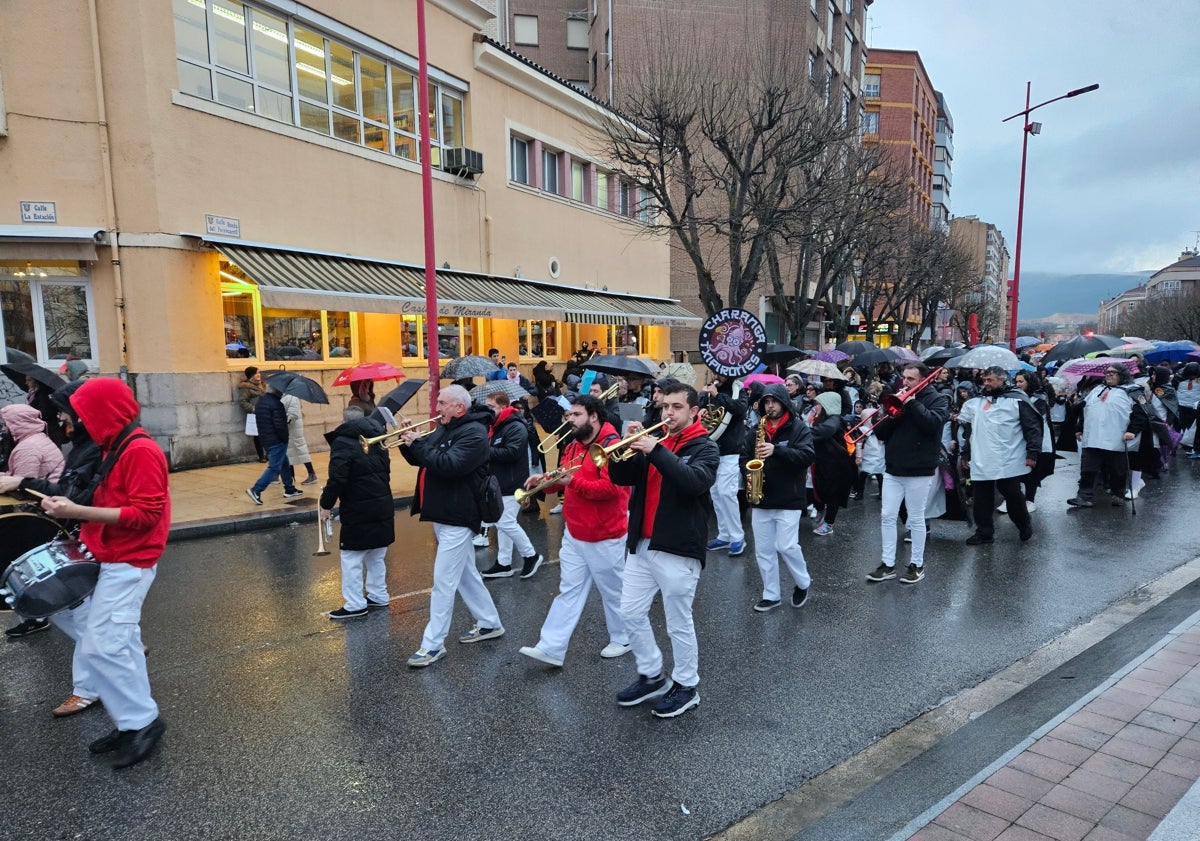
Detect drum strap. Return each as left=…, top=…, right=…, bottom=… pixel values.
left=79, top=424, right=151, bottom=505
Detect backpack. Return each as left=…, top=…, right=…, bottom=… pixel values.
left=476, top=465, right=504, bottom=524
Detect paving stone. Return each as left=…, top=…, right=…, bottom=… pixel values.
left=1072, top=709, right=1127, bottom=737
left=959, top=783, right=1036, bottom=823
left=1015, top=802, right=1094, bottom=841
left=1098, top=804, right=1159, bottom=838
left=1156, top=748, right=1200, bottom=779
left=1097, top=737, right=1168, bottom=767
left=1080, top=751, right=1153, bottom=785
left=1061, top=768, right=1135, bottom=803
left=1029, top=737, right=1095, bottom=767
left=1148, top=698, right=1200, bottom=722
left=1167, top=736, right=1200, bottom=759
left=1081, top=826, right=1142, bottom=841
left=1051, top=721, right=1114, bottom=751
left=1117, top=777, right=1185, bottom=819
left=1008, top=751, right=1076, bottom=784
left=911, top=824, right=975, bottom=841
left=933, top=802, right=1010, bottom=841
left=1131, top=709, right=1194, bottom=737
left=994, top=826, right=1054, bottom=841
left=987, top=767, right=1058, bottom=802
left=1040, top=783, right=1117, bottom=823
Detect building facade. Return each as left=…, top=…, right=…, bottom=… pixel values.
left=0, top=0, right=688, bottom=469
left=862, top=48, right=936, bottom=225
left=949, top=215, right=1011, bottom=342
left=932, top=91, right=953, bottom=230
left=1146, top=251, right=1200, bottom=297
left=1098, top=284, right=1147, bottom=335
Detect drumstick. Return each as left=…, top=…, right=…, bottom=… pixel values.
left=21, top=489, right=48, bottom=499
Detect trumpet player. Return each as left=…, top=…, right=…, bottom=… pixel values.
left=700, top=373, right=748, bottom=556
left=608, top=383, right=718, bottom=719
left=519, top=394, right=631, bottom=667
left=744, top=385, right=815, bottom=612
left=480, top=391, right=543, bottom=580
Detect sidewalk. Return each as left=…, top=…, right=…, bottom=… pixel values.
left=901, top=612, right=1200, bottom=841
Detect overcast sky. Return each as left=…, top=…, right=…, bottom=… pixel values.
left=867, top=0, right=1200, bottom=275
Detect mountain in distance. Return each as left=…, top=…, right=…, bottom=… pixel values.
left=1018, top=271, right=1153, bottom=320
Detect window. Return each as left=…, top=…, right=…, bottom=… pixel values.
left=845, top=0, right=854, bottom=15
left=571, top=160, right=585, bottom=201
left=861, top=110, right=879, bottom=135
left=175, top=1, right=466, bottom=164
left=596, top=171, right=609, bottom=210
left=826, top=1, right=836, bottom=46
left=0, top=262, right=97, bottom=364
left=511, top=136, right=529, bottom=184
left=842, top=87, right=852, bottom=126
left=397, top=314, right=475, bottom=359
left=590, top=53, right=598, bottom=88
left=824, top=62, right=834, bottom=105
left=220, top=264, right=353, bottom=363
left=810, top=0, right=817, bottom=15
left=513, top=14, right=539, bottom=46
left=619, top=181, right=632, bottom=216
left=934, top=147, right=946, bottom=161
left=808, top=52, right=816, bottom=81
left=518, top=320, right=559, bottom=357
left=567, top=19, right=588, bottom=50
left=863, top=72, right=880, bottom=98
left=604, top=30, right=611, bottom=64
left=543, top=149, right=560, bottom=194
left=842, top=27, right=853, bottom=76
left=1160, top=280, right=1182, bottom=292
left=607, top=324, right=641, bottom=353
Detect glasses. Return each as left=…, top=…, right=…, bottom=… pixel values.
left=1105, top=370, right=1120, bottom=375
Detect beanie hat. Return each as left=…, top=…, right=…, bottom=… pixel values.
left=815, top=392, right=842, bottom=417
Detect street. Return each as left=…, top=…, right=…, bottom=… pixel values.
left=3, top=455, right=1199, bottom=841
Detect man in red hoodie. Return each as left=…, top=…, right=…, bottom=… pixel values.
left=41, top=377, right=169, bottom=769
left=518, top=394, right=631, bottom=667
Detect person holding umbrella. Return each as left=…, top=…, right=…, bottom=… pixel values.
left=246, top=380, right=304, bottom=505
left=1, top=363, right=69, bottom=447
left=1068, top=364, right=1147, bottom=507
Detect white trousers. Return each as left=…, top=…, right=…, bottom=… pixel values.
left=50, top=563, right=158, bottom=730
left=421, top=524, right=502, bottom=652
left=496, top=495, right=535, bottom=565
left=619, top=538, right=701, bottom=687
left=709, top=454, right=745, bottom=543
left=751, top=508, right=810, bottom=601
left=536, top=529, right=627, bottom=660
left=340, top=547, right=389, bottom=611
left=881, top=473, right=935, bottom=567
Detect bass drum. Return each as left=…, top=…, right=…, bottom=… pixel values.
left=1, top=539, right=99, bottom=619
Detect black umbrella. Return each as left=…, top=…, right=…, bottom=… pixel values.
left=265, top=371, right=329, bottom=404
left=440, top=355, right=499, bottom=379
left=0, top=361, right=67, bottom=392
left=4, top=347, right=36, bottom=364
left=377, top=379, right=426, bottom=416
left=923, top=346, right=965, bottom=366
left=850, top=348, right=899, bottom=367
left=835, top=340, right=878, bottom=357
left=760, top=343, right=804, bottom=364
left=582, top=354, right=659, bottom=377
left=1042, top=334, right=1124, bottom=366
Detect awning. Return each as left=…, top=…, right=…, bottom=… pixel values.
left=191, top=237, right=700, bottom=327
left=0, top=226, right=104, bottom=261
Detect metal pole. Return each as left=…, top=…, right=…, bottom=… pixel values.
left=416, top=0, right=440, bottom=409
left=1008, top=82, right=1031, bottom=354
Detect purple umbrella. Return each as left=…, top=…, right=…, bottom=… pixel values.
left=888, top=347, right=920, bottom=361
left=809, top=349, right=850, bottom=364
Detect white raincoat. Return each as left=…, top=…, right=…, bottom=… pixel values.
left=1080, top=385, right=1139, bottom=452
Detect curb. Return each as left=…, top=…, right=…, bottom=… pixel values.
left=167, top=494, right=415, bottom=542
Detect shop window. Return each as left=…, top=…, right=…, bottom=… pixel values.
left=0, top=262, right=96, bottom=364
left=398, top=315, right=477, bottom=359
left=518, top=320, right=559, bottom=357
left=221, top=265, right=353, bottom=363
left=607, top=324, right=641, bottom=354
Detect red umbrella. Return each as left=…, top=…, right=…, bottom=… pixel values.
left=331, top=362, right=405, bottom=387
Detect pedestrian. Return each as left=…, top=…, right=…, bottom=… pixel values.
left=245, top=382, right=303, bottom=505
left=485, top=348, right=507, bottom=381
left=399, top=385, right=505, bottom=668
left=237, top=366, right=266, bottom=462
left=608, top=382, right=719, bottom=719
left=700, top=373, right=748, bottom=556
left=743, top=384, right=815, bottom=612
left=807, top=392, right=855, bottom=536
left=319, top=406, right=394, bottom=620
left=479, top=391, right=543, bottom=580
left=1068, top=364, right=1147, bottom=508
left=347, top=379, right=376, bottom=415
left=1009, top=371, right=1056, bottom=511
left=958, top=366, right=1041, bottom=543
left=504, top=362, right=536, bottom=395
left=532, top=361, right=559, bottom=399
left=39, top=377, right=169, bottom=769
left=866, top=363, right=951, bottom=584
left=282, top=393, right=318, bottom=485
left=24, top=375, right=67, bottom=446
left=0, top=403, right=65, bottom=485
left=519, top=394, right=631, bottom=667
left=1173, top=362, right=1199, bottom=445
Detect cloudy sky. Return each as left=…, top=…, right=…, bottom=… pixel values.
left=867, top=0, right=1200, bottom=275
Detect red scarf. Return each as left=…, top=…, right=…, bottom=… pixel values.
left=642, top=418, right=709, bottom=539
left=490, top=405, right=519, bottom=437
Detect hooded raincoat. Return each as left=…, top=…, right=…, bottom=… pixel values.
left=0, top=403, right=64, bottom=482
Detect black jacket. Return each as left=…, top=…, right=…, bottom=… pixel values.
left=489, top=410, right=530, bottom=495
left=742, top=384, right=814, bottom=509
left=874, top=386, right=951, bottom=477
left=699, top=383, right=748, bottom=456
left=254, top=392, right=289, bottom=449
left=19, top=426, right=101, bottom=503
left=810, top=413, right=855, bottom=506
left=320, top=416, right=394, bottom=551
left=608, top=423, right=719, bottom=564
left=401, top=405, right=493, bottom=531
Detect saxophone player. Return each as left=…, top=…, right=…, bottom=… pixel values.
left=700, top=373, right=748, bottom=555
left=743, top=384, right=815, bottom=612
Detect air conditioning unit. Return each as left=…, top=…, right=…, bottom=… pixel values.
left=442, top=147, right=484, bottom=178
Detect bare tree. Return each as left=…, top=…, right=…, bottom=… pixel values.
left=1121, top=288, right=1200, bottom=343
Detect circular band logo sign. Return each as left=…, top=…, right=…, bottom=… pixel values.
left=699, top=308, right=767, bottom=378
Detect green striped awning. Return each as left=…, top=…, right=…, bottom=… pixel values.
left=202, top=240, right=700, bottom=327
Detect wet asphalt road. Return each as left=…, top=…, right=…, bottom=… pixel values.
left=2, top=454, right=1199, bottom=840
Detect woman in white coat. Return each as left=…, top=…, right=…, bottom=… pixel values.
left=1068, top=364, right=1146, bottom=508
left=282, top=393, right=318, bottom=485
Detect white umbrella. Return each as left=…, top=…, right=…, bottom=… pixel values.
left=788, top=359, right=846, bottom=380
left=945, top=345, right=1020, bottom=371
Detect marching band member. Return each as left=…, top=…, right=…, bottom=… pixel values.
left=519, top=394, right=631, bottom=667
left=480, top=391, right=543, bottom=580
left=744, top=384, right=815, bottom=611
left=866, top=363, right=951, bottom=585
left=400, top=385, right=505, bottom=668
left=700, top=374, right=748, bottom=556
left=609, top=383, right=719, bottom=719
left=40, top=377, right=169, bottom=768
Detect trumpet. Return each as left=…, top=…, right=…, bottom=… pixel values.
left=359, top=416, right=440, bottom=452
left=514, top=461, right=584, bottom=507
left=537, top=382, right=620, bottom=454
left=588, top=421, right=668, bottom=467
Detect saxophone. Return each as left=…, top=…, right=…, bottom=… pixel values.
left=745, top=417, right=766, bottom=504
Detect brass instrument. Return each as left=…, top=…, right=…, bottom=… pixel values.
left=514, top=462, right=584, bottom=507
left=699, top=405, right=727, bottom=436
left=744, top=418, right=766, bottom=504
left=842, top=367, right=944, bottom=452
left=358, top=417, right=439, bottom=452
left=537, top=383, right=620, bottom=454
left=588, top=421, right=669, bottom=467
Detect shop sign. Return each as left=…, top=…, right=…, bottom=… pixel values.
left=647, top=317, right=691, bottom=328
left=205, top=214, right=241, bottom=237
left=400, top=300, right=495, bottom=318
left=19, top=201, right=57, bottom=223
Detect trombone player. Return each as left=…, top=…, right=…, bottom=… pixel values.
left=518, top=394, right=632, bottom=667
left=743, top=384, right=815, bottom=612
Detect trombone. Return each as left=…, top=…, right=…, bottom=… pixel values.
left=513, top=460, right=584, bottom=507
left=589, top=421, right=668, bottom=467
left=359, top=417, right=439, bottom=452
left=536, top=382, right=620, bottom=454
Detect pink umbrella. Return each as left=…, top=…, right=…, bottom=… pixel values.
left=1055, top=356, right=1139, bottom=384
left=742, top=372, right=785, bottom=388
left=889, top=347, right=920, bottom=361
left=331, top=361, right=405, bottom=387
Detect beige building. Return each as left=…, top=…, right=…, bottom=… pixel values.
left=949, top=215, right=1011, bottom=342
left=0, top=0, right=689, bottom=468
left=1098, top=284, right=1147, bottom=336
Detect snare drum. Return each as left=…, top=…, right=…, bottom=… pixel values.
left=0, top=539, right=100, bottom=619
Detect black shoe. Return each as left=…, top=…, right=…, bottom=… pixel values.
left=866, top=564, right=896, bottom=582
left=481, top=562, right=514, bottom=579
left=1067, top=497, right=1093, bottom=508
left=329, top=606, right=368, bottom=620
left=519, top=553, right=544, bottom=579
left=89, top=728, right=124, bottom=755
left=651, top=684, right=700, bottom=718
left=5, top=618, right=49, bottom=638
left=902, top=529, right=913, bottom=544
left=616, top=673, right=671, bottom=707
left=365, top=597, right=390, bottom=611
left=849, top=491, right=863, bottom=501
left=109, top=718, right=166, bottom=769
left=965, top=533, right=993, bottom=546
left=1019, top=526, right=1034, bottom=542
left=282, top=489, right=304, bottom=499
left=245, top=488, right=263, bottom=505
left=791, top=586, right=809, bottom=608
left=753, top=599, right=781, bottom=613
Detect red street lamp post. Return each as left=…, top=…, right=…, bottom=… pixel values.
left=416, top=0, right=441, bottom=406
left=1002, top=82, right=1099, bottom=353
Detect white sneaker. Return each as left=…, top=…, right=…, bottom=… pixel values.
left=472, top=527, right=490, bottom=548
left=806, top=505, right=818, bottom=519
left=1025, top=501, right=1037, bottom=512
left=996, top=500, right=1007, bottom=513
left=519, top=645, right=564, bottom=667
left=549, top=503, right=563, bottom=514
left=1123, top=482, right=1144, bottom=500
left=600, top=642, right=632, bottom=659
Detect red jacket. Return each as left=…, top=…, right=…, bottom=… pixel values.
left=560, top=422, right=629, bottom=542
left=70, top=378, right=170, bottom=568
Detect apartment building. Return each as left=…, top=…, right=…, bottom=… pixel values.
left=949, top=216, right=1011, bottom=341
left=862, top=48, right=936, bottom=225
left=932, top=91, right=953, bottom=230
left=1098, top=285, right=1147, bottom=335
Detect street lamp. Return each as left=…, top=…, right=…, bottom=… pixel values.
left=1002, top=82, right=1099, bottom=352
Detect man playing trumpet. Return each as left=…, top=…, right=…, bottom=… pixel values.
left=519, top=394, right=632, bottom=667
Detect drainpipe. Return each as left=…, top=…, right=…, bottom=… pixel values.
left=87, top=0, right=129, bottom=380
left=607, top=0, right=614, bottom=104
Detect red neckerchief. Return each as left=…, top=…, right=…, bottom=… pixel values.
left=765, top=413, right=788, bottom=438
left=489, top=405, right=519, bottom=438
left=642, top=419, right=708, bottom=539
